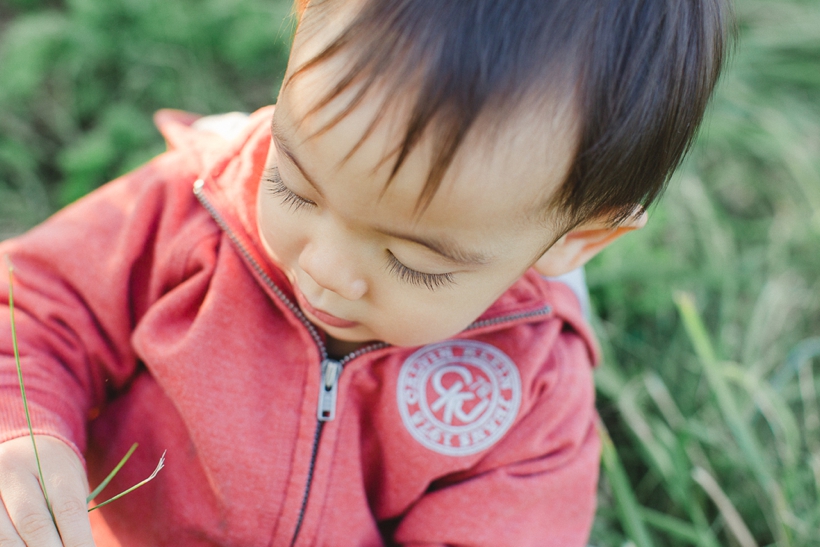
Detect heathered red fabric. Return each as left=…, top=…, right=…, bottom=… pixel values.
left=0, top=107, right=601, bottom=547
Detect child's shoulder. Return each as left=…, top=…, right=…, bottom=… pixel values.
left=475, top=269, right=600, bottom=367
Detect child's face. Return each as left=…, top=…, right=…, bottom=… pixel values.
left=256, top=33, right=579, bottom=351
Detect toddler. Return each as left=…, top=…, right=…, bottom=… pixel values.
left=0, top=0, right=731, bottom=545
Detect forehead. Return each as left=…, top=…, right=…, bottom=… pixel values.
left=276, top=15, right=581, bottom=249
left=279, top=75, right=578, bottom=218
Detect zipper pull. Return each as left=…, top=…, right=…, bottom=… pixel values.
left=317, top=359, right=342, bottom=422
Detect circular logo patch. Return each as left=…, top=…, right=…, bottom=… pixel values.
left=397, top=340, right=522, bottom=456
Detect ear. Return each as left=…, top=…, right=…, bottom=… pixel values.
left=533, top=210, right=647, bottom=277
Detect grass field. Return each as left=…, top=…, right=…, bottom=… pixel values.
left=1, top=0, right=819, bottom=545
left=590, top=1, right=820, bottom=544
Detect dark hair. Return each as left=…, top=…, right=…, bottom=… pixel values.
left=288, top=0, right=734, bottom=226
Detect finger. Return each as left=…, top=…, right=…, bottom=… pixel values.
left=0, top=504, right=25, bottom=547
left=0, top=472, right=63, bottom=547
left=49, top=473, right=95, bottom=547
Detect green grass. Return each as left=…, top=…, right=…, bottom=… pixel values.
left=4, top=257, right=54, bottom=526
left=6, top=258, right=164, bottom=517
left=1, top=0, right=819, bottom=545
left=0, top=0, right=294, bottom=236
left=589, top=1, right=820, bottom=544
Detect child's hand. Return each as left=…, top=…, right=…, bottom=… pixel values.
left=0, top=435, right=95, bottom=546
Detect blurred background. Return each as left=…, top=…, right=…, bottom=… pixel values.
left=0, top=0, right=818, bottom=545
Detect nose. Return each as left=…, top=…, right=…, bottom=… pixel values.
left=298, top=238, right=368, bottom=301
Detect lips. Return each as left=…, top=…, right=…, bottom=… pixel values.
left=293, top=289, right=359, bottom=329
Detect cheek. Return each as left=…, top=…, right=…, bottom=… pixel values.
left=376, top=289, right=496, bottom=346
left=257, top=193, right=303, bottom=265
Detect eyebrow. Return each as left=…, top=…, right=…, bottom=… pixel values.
left=270, top=118, right=493, bottom=267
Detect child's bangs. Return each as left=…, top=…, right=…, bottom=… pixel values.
left=287, top=0, right=733, bottom=224
left=286, top=0, right=582, bottom=213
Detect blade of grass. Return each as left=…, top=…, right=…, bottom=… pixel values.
left=674, top=292, right=792, bottom=546
left=724, top=362, right=800, bottom=468
left=593, top=318, right=720, bottom=547
left=691, top=467, right=758, bottom=547
left=638, top=507, right=701, bottom=545
left=772, top=337, right=820, bottom=389
left=617, top=379, right=675, bottom=480
left=796, top=356, right=820, bottom=513
left=598, top=417, right=656, bottom=547
left=86, top=442, right=138, bottom=502
left=5, top=256, right=56, bottom=527
left=88, top=451, right=165, bottom=512
left=5, top=256, right=164, bottom=515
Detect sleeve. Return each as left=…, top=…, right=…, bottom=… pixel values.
left=392, top=330, right=601, bottom=547
left=0, top=148, right=215, bottom=459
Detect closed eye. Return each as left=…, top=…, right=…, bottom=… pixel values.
left=263, top=167, right=315, bottom=213
left=386, top=252, right=455, bottom=291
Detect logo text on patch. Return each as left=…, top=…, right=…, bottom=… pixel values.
left=397, top=340, right=522, bottom=456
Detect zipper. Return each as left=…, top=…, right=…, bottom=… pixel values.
left=317, top=360, right=341, bottom=421
left=193, top=179, right=326, bottom=354
left=193, top=180, right=387, bottom=545
left=193, top=179, right=551, bottom=545
left=317, top=341, right=388, bottom=421
left=287, top=307, right=550, bottom=545
left=464, top=306, right=552, bottom=331
left=292, top=342, right=387, bottom=545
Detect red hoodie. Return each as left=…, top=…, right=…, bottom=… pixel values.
left=0, top=107, right=601, bottom=547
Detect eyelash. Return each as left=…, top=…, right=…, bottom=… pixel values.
left=263, top=167, right=315, bottom=213
left=386, top=252, right=455, bottom=291
left=263, top=167, right=455, bottom=291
